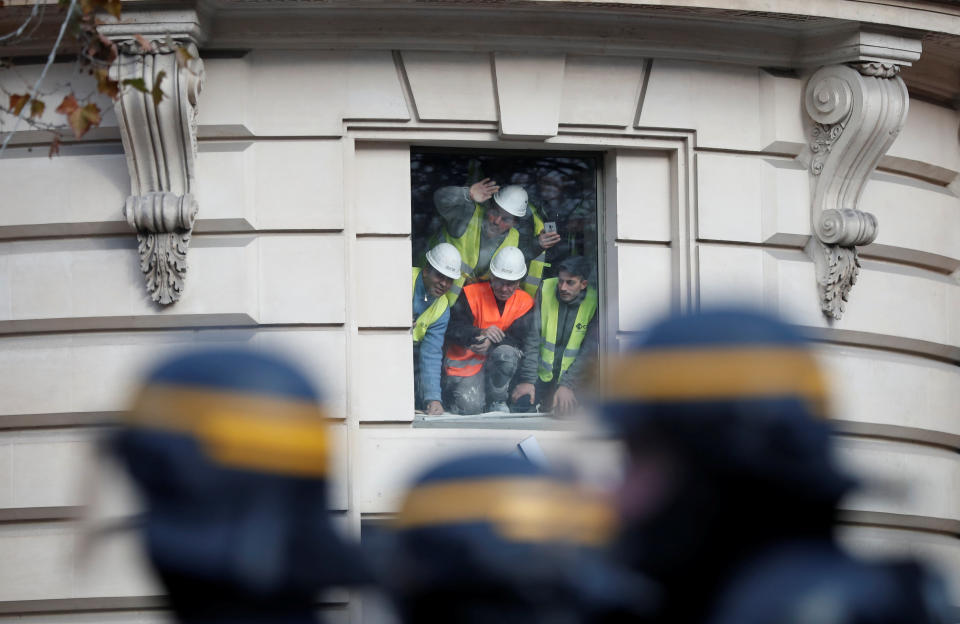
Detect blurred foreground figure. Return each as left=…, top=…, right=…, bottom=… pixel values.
left=387, top=453, right=656, bottom=623
left=112, top=348, right=370, bottom=624
left=602, top=310, right=951, bottom=624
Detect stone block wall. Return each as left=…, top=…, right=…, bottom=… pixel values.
left=0, top=49, right=957, bottom=619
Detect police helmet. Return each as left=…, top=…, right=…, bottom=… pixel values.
left=601, top=309, right=856, bottom=504
left=112, top=347, right=369, bottom=598
left=387, top=453, right=656, bottom=622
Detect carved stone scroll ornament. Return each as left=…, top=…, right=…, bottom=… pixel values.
left=112, top=40, right=204, bottom=305
left=124, top=192, right=198, bottom=305
left=802, top=63, right=908, bottom=320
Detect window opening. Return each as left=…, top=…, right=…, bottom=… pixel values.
left=410, top=148, right=603, bottom=425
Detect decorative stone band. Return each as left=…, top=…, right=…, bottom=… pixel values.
left=815, top=208, right=878, bottom=247
left=852, top=62, right=900, bottom=78
left=124, top=192, right=198, bottom=234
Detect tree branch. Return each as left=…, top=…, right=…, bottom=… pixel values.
left=0, top=0, right=77, bottom=156
left=0, top=0, right=42, bottom=44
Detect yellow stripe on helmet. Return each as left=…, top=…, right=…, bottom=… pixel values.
left=127, top=385, right=330, bottom=477
left=396, top=477, right=616, bottom=547
left=603, top=347, right=829, bottom=416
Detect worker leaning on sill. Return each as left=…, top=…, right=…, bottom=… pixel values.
left=442, top=246, right=535, bottom=415
left=511, top=255, right=599, bottom=415
left=412, top=242, right=462, bottom=416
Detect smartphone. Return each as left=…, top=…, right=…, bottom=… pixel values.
left=543, top=221, right=557, bottom=233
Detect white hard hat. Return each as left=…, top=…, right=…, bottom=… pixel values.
left=425, top=242, right=462, bottom=280
left=492, top=185, right=528, bottom=218
left=489, top=246, right=527, bottom=281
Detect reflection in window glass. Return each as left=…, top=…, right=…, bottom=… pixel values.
left=410, top=149, right=601, bottom=420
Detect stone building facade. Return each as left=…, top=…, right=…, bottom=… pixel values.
left=0, top=1, right=958, bottom=621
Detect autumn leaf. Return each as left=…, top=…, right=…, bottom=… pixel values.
left=94, top=67, right=120, bottom=99
left=29, top=99, right=46, bottom=119
left=56, top=95, right=101, bottom=138
left=49, top=134, right=62, bottom=158
left=122, top=77, right=149, bottom=94
left=68, top=103, right=101, bottom=139
left=97, top=33, right=118, bottom=63
left=175, top=45, right=195, bottom=68
left=134, top=34, right=154, bottom=53
left=55, top=94, right=79, bottom=115
left=80, top=0, right=121, bottom=18
left=151, top=70, right=166, bottom=106
left=9, top=93, right=30, bottom=116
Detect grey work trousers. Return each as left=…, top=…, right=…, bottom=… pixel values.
left=442, top=344, right=522, bottom=415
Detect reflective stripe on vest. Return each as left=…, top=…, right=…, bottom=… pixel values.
left=538, top=278, right=598, bottom=383
left=445, top=282, right=534, bottom=378
left=523, top=203, right=548, bottom=297
left=443, top=204, right=519, bottom=306
left=523, top=251, right=548, bottom=297
left=412, top=267, right=449, bottom=344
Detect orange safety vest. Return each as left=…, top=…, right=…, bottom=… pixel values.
left=444, top=282, right=534, bottom=378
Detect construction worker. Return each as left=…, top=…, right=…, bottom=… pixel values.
left=507, top=171, right=562, bottom=296
left=511, top=256, right=598, bottom=414
left=413, top=242, right=461, bottom=415
left=432, top=178, right=553, bottom=304
left=522, top=170, right=597, bottom=294
left=536, top=170, right=596, bottom=262
left=599, top=310, right=952, bottom=624
left=110, top=347, right=371, bottom=624
left=385, top=453, right=657, bottom=623
left=443, top=246, right=535, bottom=414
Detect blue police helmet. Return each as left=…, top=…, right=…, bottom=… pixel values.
left=112, top=347, right=369, bottom=597
left=386, top=453, right=656, bottom=620
left=601, top=309, right=856, bottom=504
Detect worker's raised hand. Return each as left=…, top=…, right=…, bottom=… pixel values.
left=425, top=400, right=445, bottom=415
left=482, top=326, right=506, bottom=343
left=511, top=382, right=536, bottom=404
left=538, top=231, right=562, bottom=249
left=469, top=178, right=499, bottom=203
left=552, top=386, right=578, bottom=413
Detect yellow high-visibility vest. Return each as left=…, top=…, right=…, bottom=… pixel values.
left=441, top=204, right=519, bottom=306
left=412, top=267, right=449, bottom=344
left=538, top=278, right=598, bottom=383
left=523, top=202, right=549, bottom=297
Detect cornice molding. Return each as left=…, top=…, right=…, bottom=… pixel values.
left=798, top=26, right=923, bottom=68
left=99, top=9, right=207, bottom=46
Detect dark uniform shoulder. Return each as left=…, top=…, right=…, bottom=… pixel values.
left=709, top=540, right=952, bottom=624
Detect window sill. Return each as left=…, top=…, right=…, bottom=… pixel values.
left=412, top=411, right=573, bottom=430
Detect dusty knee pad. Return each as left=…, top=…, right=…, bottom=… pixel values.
left=485, top=346, right=521, bottom=402
left=489, top=345, right=521, bottom=368
left=444, top=377, right=485, bottom=415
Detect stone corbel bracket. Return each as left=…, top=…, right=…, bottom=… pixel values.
left=802, top=62, right=909, bottom=320
left=107, top=29, right=205, bottom=305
